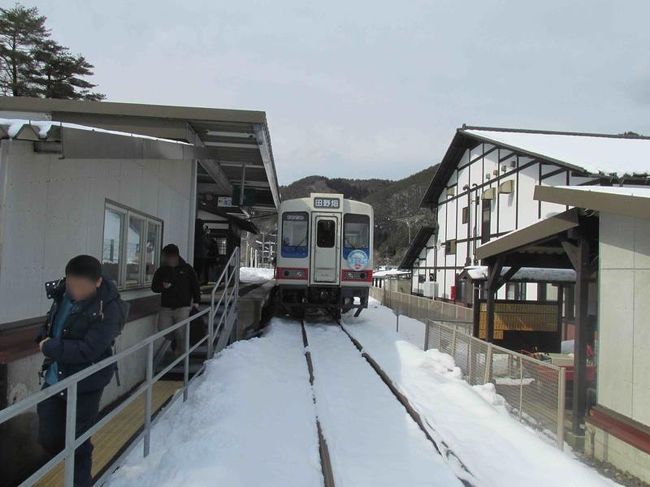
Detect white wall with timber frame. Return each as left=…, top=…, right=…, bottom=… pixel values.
left=414, top=141, right=596, bottom=299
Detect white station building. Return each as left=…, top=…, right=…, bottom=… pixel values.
left=401, top=126, right=650, bottom=303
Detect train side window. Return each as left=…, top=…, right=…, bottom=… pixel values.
left=317, top=220, right=336, bottom=248
left=343, top=214, right=369, bottom=251
left=282, top=212, right=309, bottom=258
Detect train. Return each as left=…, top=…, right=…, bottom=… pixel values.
left=274, top=193, right=374, bottom=319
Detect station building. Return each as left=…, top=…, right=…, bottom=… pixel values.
left=401, top=126, right=650, bottom=307
left=0, top=97, right=280, bottom=483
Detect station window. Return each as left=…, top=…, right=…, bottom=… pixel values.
left=317, top=220, right=336, bottom=248
left=281, top=212, right=309, bottom=258
left=102, top=201, right=162, bottom=289
left=445, top=239, right=457, bottom=255
left=462, top=206, right=469, bottom=224
left=343, top=214, right=369, bottom=254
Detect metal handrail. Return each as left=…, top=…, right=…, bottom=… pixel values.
left=0, top=246, right=241, bottom=486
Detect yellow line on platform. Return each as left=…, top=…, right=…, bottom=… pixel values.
left=36, top=380, right=182, bottom=487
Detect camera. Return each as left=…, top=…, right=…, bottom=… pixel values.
left=45, top=278, right=63, bottom=300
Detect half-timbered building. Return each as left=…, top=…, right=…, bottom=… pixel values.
left=401, top=126, right=650, bottom=302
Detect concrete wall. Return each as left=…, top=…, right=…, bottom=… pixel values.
left=598, top=212, right=650, bottom=427
left=0, top=139, right=194, bottom=324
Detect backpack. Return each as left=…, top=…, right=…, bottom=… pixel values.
left=108, top=297, right=131, bottom=386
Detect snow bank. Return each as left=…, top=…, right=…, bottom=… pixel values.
left=109, top=320, right=322, bottom=487
left=305, top=323, right=462, bottom=486
left=343, top=302, right=614, bottom=487
left=239, top=266, right=275, bottom=284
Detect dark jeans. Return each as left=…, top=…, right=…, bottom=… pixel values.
left=37, top=386, right=103, bottom=487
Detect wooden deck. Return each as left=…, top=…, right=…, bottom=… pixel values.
left=36, top=380, right=183, bottom=486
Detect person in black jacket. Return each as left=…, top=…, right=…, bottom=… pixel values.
left=36, top=255, right=121, bottom=487
left=151, top=244, right=201, bottom=354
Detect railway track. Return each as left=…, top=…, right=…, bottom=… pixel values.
left=300, top=318, right=478, bottom=487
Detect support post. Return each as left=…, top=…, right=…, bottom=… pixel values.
left=183, top=321, right=190, bottom=402
left=64, top=383, right=78, bottom=487
left=484, top=343, right=493, bottom=384
left=472, top=283, right=480, bottom=337
left=572, top=236, right=590, bottom=436
left=557, top=367, right=567, bottom=449
left=144, top=341, right=153, bottom=457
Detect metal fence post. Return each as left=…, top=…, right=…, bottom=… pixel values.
left=518, top=358, right=524, bottom=420
left=451, top=326, right=457, bottom=359
left=396, top=313, right=400, bottom=332
left=183, top=320, right=190, bottom=402
left=483, top=343, right=493, bottom=384
left=557, top=367, right=566, bottom=449
left=437, top=322, right=442, bottom=350
left=207, top=303, right=215, bottom=359
left=424, top=321, right=430, bottom=351
left=64, top=382, right=78, bottom=486
left=144, top=341, right=153, bottom=457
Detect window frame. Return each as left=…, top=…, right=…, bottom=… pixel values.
left=102, top=200, right=163, bottom=290
left=343, top=213, right=370, bottom=254
left=281, top=211, right=309, bottom=258
left=445, top=239, right=457, bottom=256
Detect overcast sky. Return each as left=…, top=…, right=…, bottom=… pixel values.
left=33, top=0, right=650, bottom=184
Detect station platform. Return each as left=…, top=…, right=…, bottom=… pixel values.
left=36, top=381, right=182, bottom=486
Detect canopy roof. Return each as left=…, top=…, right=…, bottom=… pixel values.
left=0, top=96, right=280, bottom=212
left=460, top=265, right=575, bottom=283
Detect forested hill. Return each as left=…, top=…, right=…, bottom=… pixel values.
left=280, top=165, right=439, bottom=266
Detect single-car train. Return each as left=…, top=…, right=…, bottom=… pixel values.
left=275, top=193, right=373, bottom=318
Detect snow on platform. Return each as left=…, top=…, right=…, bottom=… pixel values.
left=343, top=300, right=614, bottom=487
left=239, top=266, right=275, bottom=284
left=109, top=321, right=322, bottom=487
left=305, top=323, right=462, bottom=487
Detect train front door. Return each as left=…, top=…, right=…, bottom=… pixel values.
left=311, top=215, right=340, bottom=284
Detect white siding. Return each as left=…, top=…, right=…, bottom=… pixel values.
left=0, top=140, right=194, bottom=324
left=598, top=212, right=650, bottom=427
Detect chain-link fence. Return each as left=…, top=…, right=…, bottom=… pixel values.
left=425, top=319, right=566, bottom=449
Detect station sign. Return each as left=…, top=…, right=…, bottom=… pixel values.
left=313, top=197, right=341, bottom=209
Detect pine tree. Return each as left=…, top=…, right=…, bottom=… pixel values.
left=34, top=40, right=104, bottom=101
left=0, top=3, right=105, bottom=100
left=0, top=4, right=48, bottom=96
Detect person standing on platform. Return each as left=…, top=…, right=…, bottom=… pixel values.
left=151, top=244, right=201, bottom=355
left=36, top=255, right=122, bottom=487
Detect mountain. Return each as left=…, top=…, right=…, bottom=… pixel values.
left=280, top=165, right=439, bottom=266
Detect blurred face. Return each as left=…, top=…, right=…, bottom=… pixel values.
left=163, top=253, right=180, bottom=267
left=66, top=275, right=102, bottom=302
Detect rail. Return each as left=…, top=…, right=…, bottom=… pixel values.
left=425, top=319, right=566, bottom=449
left=0, top=247, right=240, bottom=486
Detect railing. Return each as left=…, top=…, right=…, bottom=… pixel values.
left=0, top=247, right=240, bottom=487
left=369, top=286, right=473, bottom=323
left=425, top=319, right=566, bottom=449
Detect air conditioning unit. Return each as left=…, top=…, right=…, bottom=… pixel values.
left=422, top=281, right=439, bottom=298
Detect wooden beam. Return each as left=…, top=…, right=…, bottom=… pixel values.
left=486, top=256, right=504, bottom=343
left=561, top=240, right=579, bottom=270
left=573, top=235, right=590, bottom=436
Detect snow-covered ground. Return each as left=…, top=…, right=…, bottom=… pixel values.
left=109, top=321, right=322, bottom=487
left=343, top=300, right=615, bottom=487
left=239, top=266, right=275, bottom=284
left=305, top=322, right=462, bottom=486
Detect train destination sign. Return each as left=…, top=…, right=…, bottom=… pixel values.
left=313, top=197, right=341, bottom=209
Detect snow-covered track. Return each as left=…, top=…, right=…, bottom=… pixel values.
left=303, top=320, right=466, bottom=486
left=337, top=322, right=477, bottom=487
left=301, top=321, right=336, bottom=487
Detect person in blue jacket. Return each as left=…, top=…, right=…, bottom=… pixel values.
left=36, top=255, right=121, bottom=487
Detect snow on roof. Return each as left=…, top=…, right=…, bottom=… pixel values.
left=464, top=128, right=650, bottom=176
left=462, top=265, right=576, bottom=282
left=0, top=118, right=191, bottom=145
left=373, top=269, right=411, bottom=278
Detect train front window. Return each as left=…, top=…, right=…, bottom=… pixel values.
left=343, top=214, right=369, bottom=252
left=317, top=220, right=336, bottom=248
left=281, top=212, right=309, bottom=258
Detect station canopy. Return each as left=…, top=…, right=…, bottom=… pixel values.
left=0, top=97, right=280, bottom=215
